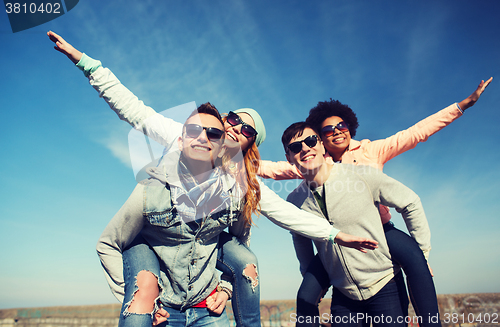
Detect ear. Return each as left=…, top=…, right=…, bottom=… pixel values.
left=177, top=136, right=183, bottom=152
left=285, top=152, right=294, bottom=165
left=319, top=140, right=326, bottom=156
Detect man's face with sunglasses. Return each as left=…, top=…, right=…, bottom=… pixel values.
left=320, top=116, right=351, bottom=158
left=285, top=127, right=326, bottom=174
left=178, top=113, right=225, bottom=166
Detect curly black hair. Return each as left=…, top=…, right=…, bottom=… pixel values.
left=305, top=99, right=359, bottom=138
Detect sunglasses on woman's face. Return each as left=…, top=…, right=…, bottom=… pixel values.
left=184, top=124, right=225, bottom=142
left=226, top=112, right=258, bottom=139
left=321, top=121, right=349, bottom=137
left=287, top=135, right=319, bottom=154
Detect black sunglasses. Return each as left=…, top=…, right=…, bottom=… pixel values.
left=321, top=121, right=349, bottom=137
left=287, top=135, right=319, bottom=154
left=184, top=124, right=225, bottom=142
left=226, top=112, right=258, bottom=139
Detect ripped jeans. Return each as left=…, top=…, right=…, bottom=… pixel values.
left=217, top=231, right=260, bottom=327
left=119, top=235, right=229, bottom=327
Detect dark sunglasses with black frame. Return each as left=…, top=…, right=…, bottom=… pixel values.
left=184, top=124, right=225, bottom=142
left=226, top=112, right=258, bottom=139
left=287, top=134, right=320, bottom=154
left=321, top=121, right=349, bottom=138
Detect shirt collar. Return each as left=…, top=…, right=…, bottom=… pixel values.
left=348, top=139, right=361, bottom=151
left=146, top=149, right=237, bottom=194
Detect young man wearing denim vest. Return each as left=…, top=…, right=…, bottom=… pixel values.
left=283, top=122, right=432, bottom=326
left=97, top=104, right=243, bottom=327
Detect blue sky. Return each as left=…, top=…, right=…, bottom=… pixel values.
left=1, top=0, right=499, bottom=309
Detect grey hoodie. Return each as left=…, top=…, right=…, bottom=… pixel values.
left=287, top=163, right=431, bottom=301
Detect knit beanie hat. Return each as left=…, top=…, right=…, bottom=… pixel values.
left=233, top=108, right=266, bottom=147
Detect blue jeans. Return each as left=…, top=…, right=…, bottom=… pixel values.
left=119, top=235, right=229, bottom=327
left=296, top=223, right=441, bottom=327
left=160, top=307, right=229, bottom=327
left=217, top=231, right=260, bottom=327
left=330, top=272, right=409, bottom=327
left=119, top=235, right=161, bottom=327
left=383, top=223, right=441, bottom=326
left=295, top=254, right=331, bottom=327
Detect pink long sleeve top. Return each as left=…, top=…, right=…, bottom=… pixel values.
left=258, top=103, right=464, bottom=223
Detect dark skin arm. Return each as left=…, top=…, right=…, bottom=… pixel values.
left=458, top=77, right=493, bottom=110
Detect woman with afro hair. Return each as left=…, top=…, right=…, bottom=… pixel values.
left=258, top=77, right=492, bottom=327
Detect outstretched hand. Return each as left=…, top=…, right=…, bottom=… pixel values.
left=458, top=77, right=493, bottom=111
left=47, top=30, right=82, bottom=64
left=206, top=290, right=229, bottom=315
left=334, top=232, right=378, bottom=253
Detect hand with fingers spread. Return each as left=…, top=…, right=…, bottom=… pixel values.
left=334, top=231, right=378, bottom=253
left=47, top=30, right=82, bottom=64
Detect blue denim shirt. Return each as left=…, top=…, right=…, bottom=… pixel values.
left=96, top=152, right=244, bottom=310
left=141, top=173, right=240, bottom=309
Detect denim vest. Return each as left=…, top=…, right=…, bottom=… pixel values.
left=140, top=176, right=240, bottom=310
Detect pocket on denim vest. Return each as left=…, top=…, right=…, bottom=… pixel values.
left=147, top=209, right=181, bottom=228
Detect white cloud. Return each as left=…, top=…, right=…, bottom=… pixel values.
left=88, top=117, right=134, bottom=168
left=101, top=132, right=132, bottom=168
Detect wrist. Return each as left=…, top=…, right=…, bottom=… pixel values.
left=76, top=53, right=102, bottom=77
left=329, top=228, right=340, bottom=244
left=217, top=285, right=232, bottom=299
left=68, top=50, right=82, bottom=64
left=458, top=97, right=473, bottom=112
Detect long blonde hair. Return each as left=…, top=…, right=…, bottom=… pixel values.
left=240, top=142, right=261, bottom=227
left=221, top=117, right=262, bottom=227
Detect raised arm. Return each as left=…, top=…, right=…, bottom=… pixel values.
left=48, top=31, right=183, bottom=148
left=366, top=77, right=493, bottom=166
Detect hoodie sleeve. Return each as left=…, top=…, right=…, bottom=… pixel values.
left=96, top=183, right=145, bottom=302
left=76, top=54, right=183, bottom=148
left=292, top=232, right=316, bottom=276
left=362, top=167, right=431, bottom=259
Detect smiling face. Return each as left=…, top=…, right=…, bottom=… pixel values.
left=285, top=127, right=326, bottom=177
left=178, top=113, right=225, bottom=168
left=320, top=115, right=351, bottom=160
left=224, top=112, right=256, bottom=153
